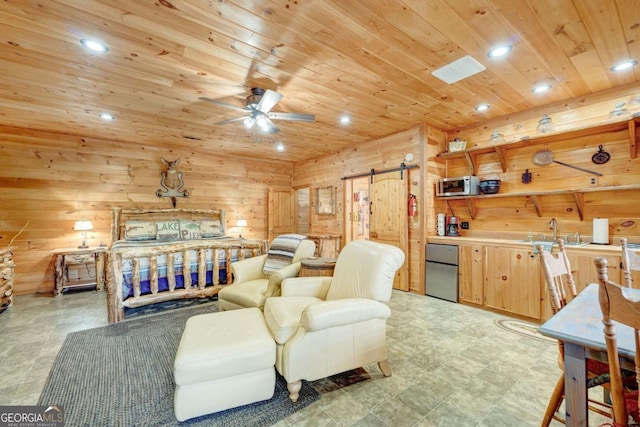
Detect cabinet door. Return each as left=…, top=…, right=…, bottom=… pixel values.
left=568, top=253, right=621, bottom=293
left=459, top=244, right=484, bottom=305
left=485, top=247, right=541, bottom=320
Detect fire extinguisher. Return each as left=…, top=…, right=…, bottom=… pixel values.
left=408, top=194, right=417, bottom=217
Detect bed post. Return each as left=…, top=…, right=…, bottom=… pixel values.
left=111, top=208, right=121, bottom=244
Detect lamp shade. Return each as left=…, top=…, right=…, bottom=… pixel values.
left=236, top=219, right=248, bottom=227
left=74, top=220, right=94, bottom=231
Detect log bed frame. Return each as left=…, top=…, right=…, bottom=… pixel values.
left=106, top=208, right=264, bottom=323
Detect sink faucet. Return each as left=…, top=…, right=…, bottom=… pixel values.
left=566, top=232, right=580, bottom=244
left=549, top=218, right=557, bottom=241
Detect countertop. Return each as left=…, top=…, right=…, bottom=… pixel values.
left=426, top=235, right=631, bottom=254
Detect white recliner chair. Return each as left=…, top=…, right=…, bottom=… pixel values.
left=218, top=234, right=316, bottom=311
left=263, top=240, right=405, bottom=402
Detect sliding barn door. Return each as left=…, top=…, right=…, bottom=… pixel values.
left=268, top=187, right=294, bottom=242
left=369, top=173, right=408, bottom=291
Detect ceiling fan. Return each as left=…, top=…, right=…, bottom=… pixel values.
left=200, top=87, right=315, bottom=134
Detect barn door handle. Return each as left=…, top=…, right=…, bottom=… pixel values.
left=369, top=201, right=373, bottom=215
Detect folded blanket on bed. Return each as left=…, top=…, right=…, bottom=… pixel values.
left=263, top=234, right=308, bottom=275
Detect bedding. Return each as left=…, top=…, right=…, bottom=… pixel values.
left=106, top=208, right=265, bottom=323
left=113, top=238, right=238, bottom=299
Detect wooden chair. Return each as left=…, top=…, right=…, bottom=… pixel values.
left=621, top=238, right=640, bottom=287
left=537, top=239, right=613, bottom=426
left=594, top=256, right=640, bottom=427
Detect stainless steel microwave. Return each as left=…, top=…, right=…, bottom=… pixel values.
left=436, top=176, right=480, bottom=197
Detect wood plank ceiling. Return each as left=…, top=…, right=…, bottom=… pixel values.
left=1, top=0, right=639, bottom=162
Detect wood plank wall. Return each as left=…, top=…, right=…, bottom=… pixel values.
left=293, top=125, right=446, bottom=295
left=0, top=125, right=293, bottom=295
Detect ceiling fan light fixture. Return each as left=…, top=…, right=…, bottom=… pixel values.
left=243, top=116, right=255, bottom=129
left=80, top=38, right=109, bottom=53
left=532, top=82, right=552, bottom=93
left=256, top=115, right=270, bottom=131
left=611, top=59, right=638, bottom=72
left=487, top=45, right=512, bottom=58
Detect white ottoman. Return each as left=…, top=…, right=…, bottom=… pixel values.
left=173, top=307, right=276, bottom=422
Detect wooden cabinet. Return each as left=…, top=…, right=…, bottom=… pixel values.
left=568, top=252, right=621, bottom=292
left=484, top=246, right=542, bottom=319
left=458, top=244, right=484, bottom=305
left=452, top=239, right=632, bottom=322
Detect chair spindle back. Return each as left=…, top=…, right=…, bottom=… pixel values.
left=594, top=256, right=640, bottom=427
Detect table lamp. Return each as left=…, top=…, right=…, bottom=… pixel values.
left=74, top=220, right=94, bottom=249
left=236, top=219, right=247, bottom=239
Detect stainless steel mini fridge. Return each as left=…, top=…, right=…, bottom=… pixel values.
left=425, top=243, right=458, bottom=303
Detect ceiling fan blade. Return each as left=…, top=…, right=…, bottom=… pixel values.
left=256, top=89, right=283, bottom=113
left=199, top=97, right=248, bottom=113
left=268, top=112, right=315, bottom=122
left=215, top=116, right=249, bottom=125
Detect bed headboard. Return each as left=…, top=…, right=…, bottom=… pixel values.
left=110, top=208, right=227, bottom=244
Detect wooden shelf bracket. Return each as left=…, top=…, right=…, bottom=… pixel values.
left=529, top=195, right=542, bottom=217
left=630, top=119, right=639, bottom=159
left=463, top=151, right=476, bottom=176
left=495, top=146, right=508, bottom=172
left=572, top=192, right=585, bottom=221
left=464, top=199, right=477, bottom=219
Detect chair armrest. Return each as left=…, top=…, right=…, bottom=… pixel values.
left=264, top=262, right=303, bottom=298
left=281, top=277, right=332, bottom=298
left=301, top=298, right=391, bottom=331
left=230, top=255, right=267, bottom=283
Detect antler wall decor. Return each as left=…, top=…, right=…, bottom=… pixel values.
left=156, top=158, right=189, bottom=208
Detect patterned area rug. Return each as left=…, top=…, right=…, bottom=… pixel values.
left=494, top=319, right=557, bottom=344
left=38, top=303, right=321, bottom=426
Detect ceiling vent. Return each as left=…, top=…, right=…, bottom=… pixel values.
left=431, top=55, right=486, bottom=84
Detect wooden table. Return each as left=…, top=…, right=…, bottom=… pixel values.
left=299, top=257, right=337, bottom=277
left=51, top=246, right=107, bottom=296
left=306, top=234, right=341, bottom=258
left=538, top=283, right=636, bottom=426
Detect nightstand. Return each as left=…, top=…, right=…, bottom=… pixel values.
left=51, top=247, right=107, bottom=296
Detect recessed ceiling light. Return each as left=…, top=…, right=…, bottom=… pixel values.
left=475, top=103, right=490, bottom=112
left=611, top=59, right=638, bottom=72
left=80, top=38, right=109, bottom=53
left=339, top=115, right=351, bottom=125
left=99, top=113, right=114, bottom=121
left=487, top=45, right=512, bottom=58
left=532, top=82, right=552, bottom=93
left=275, top=142, right=285, bottom=152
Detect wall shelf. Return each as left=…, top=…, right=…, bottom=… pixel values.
left=436, top=118, right=640, bottom=174
left=439, top=185, right=640, bottom=220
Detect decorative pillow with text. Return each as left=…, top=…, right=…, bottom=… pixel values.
left=124, top=221, right=156, bottom=241
left=200, top=219, right=223, bottom=238
left=179, top=219, right=201, bottom=240
left=156, top=220, right=180, bottom=241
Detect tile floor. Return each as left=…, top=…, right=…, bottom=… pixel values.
left=0, top=289, right=611, bottom=426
